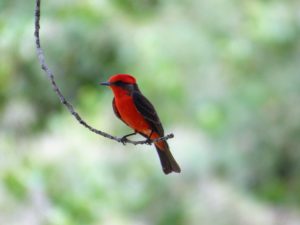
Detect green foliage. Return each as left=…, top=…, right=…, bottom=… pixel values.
left=1, top=0, right=300, bottom=224
left=3, top=170, right=28, bottom=200
left=196, top=102, right=226, bottom=135
left=112, top=0, right=162, bottom=18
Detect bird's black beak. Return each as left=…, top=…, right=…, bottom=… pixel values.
left=100, top=81, right=111, bottom=86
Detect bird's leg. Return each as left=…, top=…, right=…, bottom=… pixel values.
left=120, top=132, right=137, bottom=145
left=138, top=131, right=153, bottom=145
left=145, top=130, right=154, bottom=145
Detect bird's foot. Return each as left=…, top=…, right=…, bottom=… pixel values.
left=144, top=130, right=153, bottom=145
left=120, top=136, right=129, bottom=145
left=145, top=137, right=152, bottom=145
left=119, top=132, right=137, bottom=145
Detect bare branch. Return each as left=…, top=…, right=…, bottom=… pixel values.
left=34, top=0, right=174, bottom=145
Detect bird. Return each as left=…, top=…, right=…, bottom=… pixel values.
left=100, top=74, right=181, bottom=174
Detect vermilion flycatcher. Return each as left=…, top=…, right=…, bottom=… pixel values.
left=101, top=74, right=181, bottom=174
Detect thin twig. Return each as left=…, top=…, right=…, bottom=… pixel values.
left=34, top=0, right=174, bottom=145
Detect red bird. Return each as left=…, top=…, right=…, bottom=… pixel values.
left=101, top=74, right=181, bottom=174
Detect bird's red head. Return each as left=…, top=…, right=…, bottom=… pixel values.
left=108, top=74, right=136, bottom=84
left=100, top=74, right=137, bottom=97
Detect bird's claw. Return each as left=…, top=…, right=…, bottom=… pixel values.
left=119, top=134, right=153, bottom=145
left=119, top=132, right=137, bottom=145
left=119, top=136, right=128, bottom=145
left=145, top=138, right=152, bottom=145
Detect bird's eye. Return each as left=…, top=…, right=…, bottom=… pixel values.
left=114, top=81, right=126, bottom=86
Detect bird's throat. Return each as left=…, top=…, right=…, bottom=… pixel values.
left=111, top=86, right=130, bottom=98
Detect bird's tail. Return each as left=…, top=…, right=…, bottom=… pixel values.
left=155, top=141, right=181, bottom=174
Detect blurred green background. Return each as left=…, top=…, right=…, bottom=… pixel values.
left=1, top=0, right=300, bottom=224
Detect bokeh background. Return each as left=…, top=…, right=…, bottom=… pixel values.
left=1, top=0, right=300, bottom=224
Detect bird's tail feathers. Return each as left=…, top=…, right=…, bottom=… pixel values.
left=155, top=141, right=181, bottom=174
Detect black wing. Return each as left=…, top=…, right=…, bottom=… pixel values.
left=132, top=90, right=164, bottom=136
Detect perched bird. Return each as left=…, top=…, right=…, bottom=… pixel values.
left=100, top=74, right=181, bottom=174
